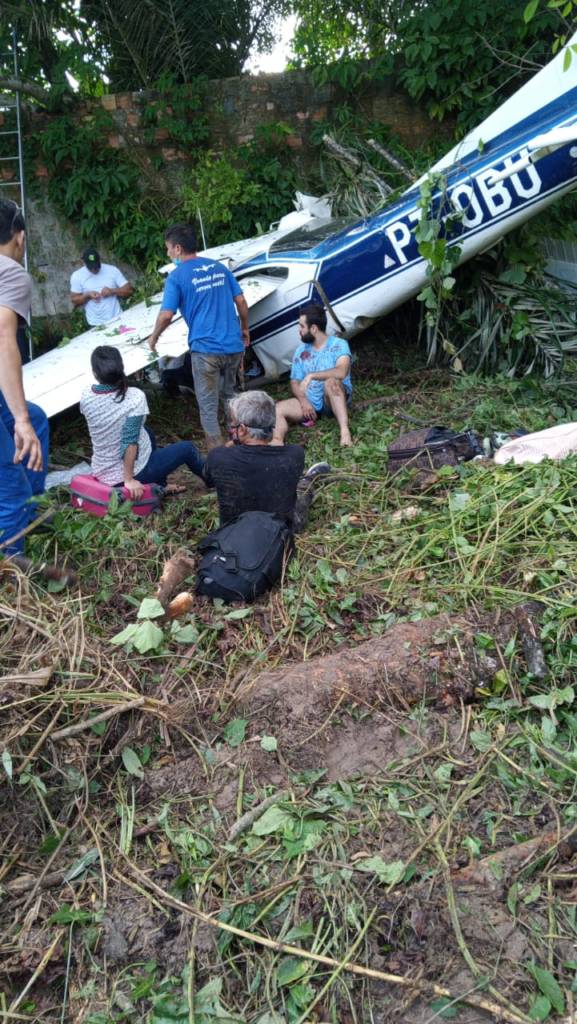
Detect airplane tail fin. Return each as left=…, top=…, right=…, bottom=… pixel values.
left=421, top=33, right=577, bottom=180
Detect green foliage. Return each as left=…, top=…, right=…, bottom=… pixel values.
left=1, top=0, right=288, bottom=102
left=141, top=74, right=210, bottom=149
left=292, top=0, right=562, bottom=132
left=413, top=171, right=463, bottom=364
left=525, top=0, right=577, bottom=66
left=182, top=151, right=261, bottom=244
left=397, top=0, right=559, bottom=130
left=36, top=109, right=163, bottom=266
left=182, top=124, right=300, bottom=245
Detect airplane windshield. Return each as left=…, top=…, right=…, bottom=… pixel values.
left=269, top=217, right=357, bottom=254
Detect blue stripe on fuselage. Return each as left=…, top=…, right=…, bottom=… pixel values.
left=238, top=95, right=577, bottom=346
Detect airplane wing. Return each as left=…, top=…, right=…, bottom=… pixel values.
left=23, top=279, right=278, bottom=418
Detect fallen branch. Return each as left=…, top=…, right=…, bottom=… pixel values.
left=0, top=507, right=56, bottom=551
left=367, top=138, right=415, bottom=182
left=124, top=860, right=533, bottom=1024
left=323, top=133, right=393, bottom=198
left=3, top=867, right=77, bottom=895
left=8, top=929, right=66, bottom=1015
left=228, top=789, right=289, bottom=841
left=452, top=826, right=577, bottom=890
left=51, top=697, right=146, bottom=741
left=0, top=665, right=55, bottom=693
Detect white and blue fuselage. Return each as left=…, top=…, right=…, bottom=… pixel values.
left=237, top=35, right=577, bottom=379
left=22, top=34, right=577, bottom=415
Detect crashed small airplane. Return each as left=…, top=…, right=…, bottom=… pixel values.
left=24, top=31, right=577, bottom=418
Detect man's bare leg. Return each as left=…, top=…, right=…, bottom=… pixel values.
left=272, top=398, right=306, bottom=445
left=323, top=379, right=353, bottom=446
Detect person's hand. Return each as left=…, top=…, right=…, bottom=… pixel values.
left=124, top=478, right=144, bottom=500
left=148, top=336, right=158, bottom=352
left=301, top=373, right=314, bottom=392
left=241, top=327, right=250, bottom=348
left=299, top=398, right=317, bottom=422
left=100, top=286, right=115, bottom=298
left=13, top=417, right=43, bottom=472
left=88, top=290, right=102, bottom=301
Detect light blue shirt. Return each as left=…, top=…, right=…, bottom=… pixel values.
left=291, top=336, right=352, bottom=411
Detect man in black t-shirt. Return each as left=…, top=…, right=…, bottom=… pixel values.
left=203, top=391, right=305, bottom=527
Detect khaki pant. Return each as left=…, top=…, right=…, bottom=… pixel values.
left=189, top=351, right=242, bottom=439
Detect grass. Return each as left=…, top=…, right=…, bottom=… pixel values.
left=2, top=333, right=577, bottom=1023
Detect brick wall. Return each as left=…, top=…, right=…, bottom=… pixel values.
left=27, top=64, right=447, bottom=177
left=18, top=65, right=447, bottom=319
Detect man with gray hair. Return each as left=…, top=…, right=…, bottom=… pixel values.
left=203, top=390, right=305, bottom=528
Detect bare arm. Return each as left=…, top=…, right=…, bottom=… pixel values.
left=101, top=282, right=134, bottom=299
left=148, top=309, right=174, bottom=351
left=234, top=294, right=250, bottom=347
left=304, top=355, right=351, bottom=383
left=290, top=378, right=317, bottom=420
left=123, top=444, right=144, bottom=499
left=0, top=305, right=42, bottom=470
left=70, top=290, right=100, bottom=308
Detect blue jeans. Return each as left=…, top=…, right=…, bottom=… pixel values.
left=0, top=393, right=50, bottom=555
left=135, top=429, right=205, bottom=487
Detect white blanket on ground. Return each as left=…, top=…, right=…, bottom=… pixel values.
left=494, top=422, right=577, bottom=465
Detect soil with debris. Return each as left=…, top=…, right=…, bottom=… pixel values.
left=2, top=337, right=577, bottom=1024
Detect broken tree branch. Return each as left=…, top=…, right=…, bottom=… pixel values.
left=322, top=133, right=393, bottom=198
left=452, top=826, right=577, bottom=890
left=0, top=76, right=60, bottom=107
left=367, top=138, right=415, bottom=182
left=123, top=860, right=533, bottom=1024
left=51, top=697, right=146, bottom=741
left=228, top=789, right=289, bottom=841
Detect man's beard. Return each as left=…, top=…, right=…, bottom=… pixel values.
left=302, top=331, right=314, bottom=345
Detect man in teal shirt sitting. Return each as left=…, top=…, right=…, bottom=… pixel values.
left=149, top=224, right=250, bottom=448
left=273, top=303, right=353, bottom=447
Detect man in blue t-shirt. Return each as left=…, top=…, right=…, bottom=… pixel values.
left=149, top=223, right=250, bottom=447
left=273, top=303, right=353, bottom=447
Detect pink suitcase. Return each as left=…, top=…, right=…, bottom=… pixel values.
left=70, top=474, right=161, bottom=518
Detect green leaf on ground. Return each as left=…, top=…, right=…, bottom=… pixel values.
left=224, top=607, right=253, bottom=620
left=429, top=998, right=459, bottom=1018
left=133, top=620, right=164, bottom=653
left=529, top=994, right=551, bottom=1021
left=122, top=746, right=144, bottom=779
left=525, top=963, right=565, bottom=1014
left=110, top=622, right=139, bottom=646
left=137, top=597, right=165, bottom=619
left=354, top=856, right=406, bottom=885
left=276, top=956, right=310, bottom=987
left=63, top=848, right=99, bottom=882
left=260, top=735, right=278, bottom=752
left=2, top=749, right=13, bottom=780
left=50, top=905, right=95, bottom=924
left=251, top=805, right=294, bottom=836
left=223, top=718, right=247, bottom=747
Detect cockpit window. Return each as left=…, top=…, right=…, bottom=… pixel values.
left=269, top=217, right=357, bottom=254
left=237, top=266, right=289, bottom=280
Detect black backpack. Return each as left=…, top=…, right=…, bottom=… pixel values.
left=196, top=511, right=292, bottom=604
left=388, top=426, right=482, bottom=475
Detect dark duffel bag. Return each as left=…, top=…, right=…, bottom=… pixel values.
left=388, top=426, right=482, bottom=475
left=196, top=511, right=292, bottom=604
